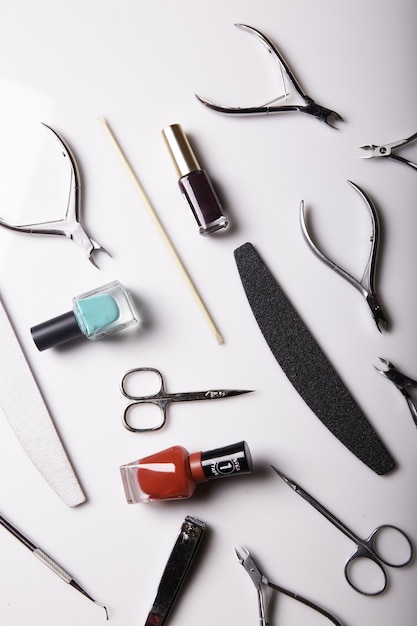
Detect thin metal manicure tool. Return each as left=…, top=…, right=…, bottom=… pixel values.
left=375, top=357, right=417, bottom=427
left=195, top=23, right=343, bottom=128
left=359, top=131, right=417, bottom=171
left=272, top=466, right=413, bottom=596
left=235, top=546, right=344, bottom=626
left=300, top=180, right=387, bottom=332
left=0, top=512, right=108, bottom=619
left=0, top=123, right=109, bottom=268
left=121, top=367, right=253, bottom=432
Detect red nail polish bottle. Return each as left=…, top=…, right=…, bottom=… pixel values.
left=120, top=441, right=252, bottom=504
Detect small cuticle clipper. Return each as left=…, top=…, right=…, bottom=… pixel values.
left=375, top=358, right=417, bottom=427
left=359, top=131, right=417, bottom=171
left=235, top=546, right=345, bottom=626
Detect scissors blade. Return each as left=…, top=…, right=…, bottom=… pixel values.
left=177, top=388, right=254, bottom=401
left=0, top=296, right=85, bottom=507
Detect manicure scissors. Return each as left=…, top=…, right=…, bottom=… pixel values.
left=359, top=131, right=417, bottom=171
left=196, top=23, right=343, bottom=128
left=272, top=467, right=413, bottom=596
left=375, top=357, right=417, bottom=427
left=300, top=180, right=387, bottom=332
left=120, top=367, right=253, bottom=432
left=0, top=123, right=109, bottom=268
left=235, top=546, right=344, bottom=626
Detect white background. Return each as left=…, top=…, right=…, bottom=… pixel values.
left=0, top=1, right=416, bottom=625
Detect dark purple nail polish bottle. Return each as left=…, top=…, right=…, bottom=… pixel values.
left=162, top=123, right=228, bottom=236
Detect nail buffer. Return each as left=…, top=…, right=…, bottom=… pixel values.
left=0, top=296, right=86, bottom=506
left=234, top=243, right=394, bottom=475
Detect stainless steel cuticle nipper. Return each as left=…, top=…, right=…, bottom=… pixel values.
left=375, top=358, right=417, bottom=427
left=300, top=181, right=387, bottom=332
left=235, top=546, right=344, bottom=626
left=0, top=123, right=109, bottom=268
left=196, top=23, right=343, bottom=128
left=359, top=131, right=417, bottom=171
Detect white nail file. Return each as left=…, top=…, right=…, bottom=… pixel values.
left=0, top=296, right=86, bottom=507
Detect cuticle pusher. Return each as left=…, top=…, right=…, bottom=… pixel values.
left=0, top=511, right=108, bottom=619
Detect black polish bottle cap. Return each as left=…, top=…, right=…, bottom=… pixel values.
left=31, top=311, right=82, bottom=351
left=200, top=441, right=252, bottom=480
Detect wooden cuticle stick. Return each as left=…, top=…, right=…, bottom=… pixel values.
left=98, top=117, right=224, bottom=345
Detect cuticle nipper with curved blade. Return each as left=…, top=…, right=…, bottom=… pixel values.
left=300, top=180, right=387, bottom=332
left=235, top=545, right=345, bottom=626
left=375, top=357, right=417, bottom=427
left=359, top=131, right=417, bottom=171
left=0, top=123, right=110, bottom=268
left=196, top=23, right=343, bottom=128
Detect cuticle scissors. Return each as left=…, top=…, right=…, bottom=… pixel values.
left=359, top=131, right=417, bottom=171
left=235, top=545, right=344, bottom=626
left=375, top=357, right=417, bottom=427
left=196, top=23, right=343, bottom=128
left=0, top=123, right=109, bottom=268
left=120, top=367, right=253, bottom=432
left=300, top=180, right=387, bottom=332
left=272, top=466, right=413, bottom=596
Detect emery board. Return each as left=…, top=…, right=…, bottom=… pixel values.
left=234, top=242, right=394, bottom=475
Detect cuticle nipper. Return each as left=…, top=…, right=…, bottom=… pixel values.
left=359, top=131, right=417, bottom=171
left=0, top=123, right=110, bottom=268
left=300, top=180, right=387, bottom=332
left=196, top=23, right=343, bottom=129
left=235, top=546, right=344, bottom=626
left=375, top=358, right=417, bottom=427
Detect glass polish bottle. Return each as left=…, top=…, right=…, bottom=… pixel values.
left=120, top=441, right=252, bottom=504
left=162, top=123, right=228, bottom=235
left=31, top=280, right=138, bottom=351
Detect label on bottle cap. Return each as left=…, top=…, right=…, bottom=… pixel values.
left=200, top=441, right=252, bottom=480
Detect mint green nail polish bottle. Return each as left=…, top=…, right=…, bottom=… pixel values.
left=31, top=280, right=138, bottom=351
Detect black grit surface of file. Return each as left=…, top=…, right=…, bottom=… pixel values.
left=234, top=243, right=394, bottom=475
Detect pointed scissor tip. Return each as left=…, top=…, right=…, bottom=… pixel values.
left=271, top=465, right=291, bottom=483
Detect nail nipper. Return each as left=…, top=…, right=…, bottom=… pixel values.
left=0, top=123, right=109, bottom=268
left=235, top=546, right=344, bottom=626
left=359, top=131, right=417, bottom=171
left=300, top=181, right=387, bottom=332
left=196, top=24, right=343, bottom=128
left=375, top=358, right=417, bottom=427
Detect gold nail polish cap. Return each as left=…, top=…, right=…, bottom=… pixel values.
left=162, top=124, right=201, bottom=178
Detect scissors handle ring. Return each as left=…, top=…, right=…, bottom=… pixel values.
left=120, top=368, right=168, bottom=432
left=344, top=549, right=387, bottom=596
left=121, top=401, right=167, bottom=433
left=367, top=524, right=414, bottom=567
left=120, top=367, right=165, bottom=400
left=344, top=524, right=413, bottom=595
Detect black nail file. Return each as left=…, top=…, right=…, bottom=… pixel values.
left=234, top=242, right=394, bottom=475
